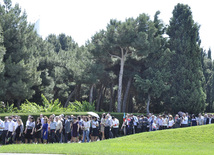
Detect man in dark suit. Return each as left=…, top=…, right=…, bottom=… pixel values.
left=64, top=115, right=71, bottom=143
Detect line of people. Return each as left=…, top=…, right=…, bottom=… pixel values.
left=0, top=112, right=213, bottom=145
left=0, top=113, right=120, bottom=144
left=120, top=112, right=214, bottom=135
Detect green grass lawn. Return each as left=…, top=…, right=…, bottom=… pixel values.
left=0, top=124, right=214, bottom=155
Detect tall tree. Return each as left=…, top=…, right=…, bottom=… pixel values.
left=167, top=3, right=206, bottom=113
left=0, top=24, right=6, bottom=98
left=0, top=0, right=41, bottom=107
left=134, top=11, right=171, bottom=114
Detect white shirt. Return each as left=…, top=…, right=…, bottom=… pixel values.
left=168, top=120, right=174, bottom=127
left=3, top=121, right=8, bottom=130
left=92, top=120, right=98, bottom=128
left=83, top=121, right=90, bottom=131
left=157, top=118, right=163, bottom=126
left=162, top=118, right=168, bottom=126
left=182, top=117, right=188, bottom=124
left=8, top=121, right=15, bottom=132
left=0, top=119, right=4, bottom=131
left=112, top=119, right=119, bottom=128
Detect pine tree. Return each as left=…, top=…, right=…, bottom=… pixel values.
left=0, top=0, right=41, bottom=107
left=167, top=3, right=206, bottom=114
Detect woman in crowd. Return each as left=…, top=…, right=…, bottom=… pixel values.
left=100, top=113, right=106, bottom=140
left=191, top=114, right=198, bottom=126
left=78, top=116, right=83, bottom=142
left=174, top=114, right=181, bottom=128
left=82, top=116, right=90, bottom=143
left=24, top=116, right=35, bottom=144
left=14, top=119, right=23, bottom=144
left=71, top=117, right=79, bottom=143
left=34, top=117, right=42, bottom=144
left=162, top=115, right=168, bottom=129
left=168, top=115, right=174, bottom=128
left=42, top=118, right=48, bottom=144
left=91, top=116, right=99, bottom=142
left=152, top=120, right=157, bottom=131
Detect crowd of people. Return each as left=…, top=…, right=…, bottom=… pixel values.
left=0, top=112, right=213, bottom=145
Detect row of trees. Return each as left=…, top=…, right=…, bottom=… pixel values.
left=0, top=0, right=213, bottom=114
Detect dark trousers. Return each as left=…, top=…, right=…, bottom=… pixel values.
left=126, top=126, right=132, bottom=135
left=104, top=127, right=110, bottom=139
left=55, top=130, right=61, bottom=143
left=181, top=124, right=188, bottom=128
left=142, top=126, right=147, bottom=132
left=1, top=130, right=7, bottom=145
left=112, top=128, right=118, bottom=138
left=50, top=129, right=56, bottom=143
left=159, top=126, right=163, bottom=130
left=6, top=131, right=13, bottom=144
left=64, top=132, right=71, bottom=143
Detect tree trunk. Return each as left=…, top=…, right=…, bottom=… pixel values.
left=89, top=84, right=94, bottom=104
left=122, top=77, right=132, bottom=112
left=147, top=94, right=151, bottom=115
left=96, top=85, right=104, bottom=111
left=64, top=87, right=76, bottom=107
left=17, top=99, right=21, bottom=109
left=117, top=49, right=125, bottom=112
left=100, top=87, right=106, bottom=110
left=75, top=84, right=81, bottom=101
left=112, top=89, right=117, bottom=112
left=109, top=84, right=114, bottom=112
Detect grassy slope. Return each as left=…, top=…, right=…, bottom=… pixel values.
left=0, top=124, right=214, bottom=155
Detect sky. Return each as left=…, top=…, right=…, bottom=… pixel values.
left=3, top=0, right=214, bottom=57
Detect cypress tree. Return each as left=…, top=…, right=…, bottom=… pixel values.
left=167, top=3, right=206, bottom=114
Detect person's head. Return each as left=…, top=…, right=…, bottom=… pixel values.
left=169, top=115, right=173, bottom=120
left=30, top=117, right=34, bottom=122
left=37, top=117, right=41, bottom=123
left=192, top=114, right=195, bottom=119
left=183, top=113, right=186, bottom=117
left=8, top=116, right=12, bottom=122
left=40, top=114, right=43, bottom=118
left=17, top=119, right=23, bottom=125
left=152, top=115, right=155, bottom=119
left=112, top=116, right=115, bottom=120
left=65, top=115, right=68, bottom=120
left=28, top=115, right=31, bottom=121
left=78, top=116, right=81, bottom=121
left=73, top=117, right=77, bottom=122
left=44, top=118, right=48, bottom=124
left=85, top=117, right=89, bottom=122
left=4, top=116, right=8, bottom=122
left=55, top=116, right=59, bottom=121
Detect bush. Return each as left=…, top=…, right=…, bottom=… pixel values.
left=0, top=102, right=18, bottom=113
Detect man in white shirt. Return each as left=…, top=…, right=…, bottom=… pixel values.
left=111, top=116, right=119, bottom=138
left=2, top=117, right=8, bottom=145
left=181, top=113, right=188, bottom=127
left=0, top=117, right=5, bottom=138
left=55, top=116, right=63, bottom=143
left=7, top=116, right=15, bottom=144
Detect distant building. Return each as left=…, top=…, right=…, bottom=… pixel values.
left=34, top=19, right=40, bottom=36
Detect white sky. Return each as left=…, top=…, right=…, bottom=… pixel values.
left=2, top=0, right=214, bottom=57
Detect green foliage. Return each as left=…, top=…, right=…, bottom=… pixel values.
left=66, top=100, right=95, bottom=112
left=0, top=102, right=18, bottom=113
left=16, top=94, right=96, bottom=113
left=167, top=3, right=206, bottom=114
